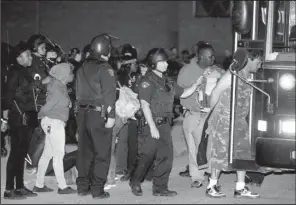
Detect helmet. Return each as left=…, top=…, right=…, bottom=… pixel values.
left=27, top=34, right=46, bottom=52
left=121, top=44, right=137, bottom=59
left=90, top=34, right=113, bottom=58
left=146, top=48, right=168, bottom=69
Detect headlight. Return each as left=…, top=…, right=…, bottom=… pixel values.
left=257, top=120, right=267, bottom=132
left=279, top=73, right=295, bottom=90
left=279, top=119, right=295, bottom=134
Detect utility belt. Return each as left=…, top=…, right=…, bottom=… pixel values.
left=76, top=104, right=107, bottom=120
left=139, top=116, right=171, bottom=127
left=78, top=104, right=102, bottom=112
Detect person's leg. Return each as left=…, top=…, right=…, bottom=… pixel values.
left=87, top=111, right=112, bottom=198
left=130, top=125, right=156, bottom=196
left=183, top=112, right=205, bottom=186
left=206, top=168, right=225, bottom=198
left=76, top=110, right=93, bottom=194
left=5, top=129, right=18, bottom=190
left=107, top=115, right=126, bottom=184
left=49, top=119, right=76, bottom=194
left=115, top=122, right=129, bottom=174
left=4, top=127, right=27, bottom=200
left=234, top=171, right=260, bottom=198
left=35, top=118, right=54, bottom=189
left=153, top=123, right=176, bottom=197
left=121, top=120, right=138, bottom=181
left=1, top=130, right=8, bottom=157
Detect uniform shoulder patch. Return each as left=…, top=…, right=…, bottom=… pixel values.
left=141, top=81, right=150, bottom=88
left=108, top=69, right=114, bottom=76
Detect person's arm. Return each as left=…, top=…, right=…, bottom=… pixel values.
left=210, top=71, right=232, bottom=109
left=99, top=66, right=117, bottom=118
left=38, top=83, right=59, bottom=118
left=4, top=69, right=19, bottom=109
left=138, top=80, right=156, bottom=128
left=174, top=76, right=204, bottom=99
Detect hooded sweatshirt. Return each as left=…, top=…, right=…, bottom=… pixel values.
left=38, top=63, right=72, bottom=122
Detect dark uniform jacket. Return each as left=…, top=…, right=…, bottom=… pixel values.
left=4, top=64, right=37, bottom=126
left=28, top=54, right=49, bottom=110
left=138, top=71, right=183, bottom=118
left=75, top=58, right=116, bottom=118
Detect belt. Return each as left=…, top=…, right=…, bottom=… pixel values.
left=78, top=104, right=102, bottom=112
left=154, top=117, right=169, bottom=125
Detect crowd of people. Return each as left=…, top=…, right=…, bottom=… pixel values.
left=1, top=32, right=266, bottom=200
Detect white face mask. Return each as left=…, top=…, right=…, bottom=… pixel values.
left=156, top=61, right=168, bottom=73
left=75, top=53, right=82, bottom=62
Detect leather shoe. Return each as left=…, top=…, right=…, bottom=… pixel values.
left=179, top=165, right=190, bottom=177
left=130, top=184, right=143, bottom=196
left=92, top=191, right=110, bottom=199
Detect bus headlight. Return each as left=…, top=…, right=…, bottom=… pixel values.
left=279, top=119, right=295, bottom=134
left=258, top=120, right=267, bottom=132
left=279, top=74, right=295, bottom=90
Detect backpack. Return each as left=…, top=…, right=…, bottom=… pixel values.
left=115, top=82, right=140, bottom=119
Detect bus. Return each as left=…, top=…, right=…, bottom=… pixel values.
left=229, top=0, right=295, bottom=171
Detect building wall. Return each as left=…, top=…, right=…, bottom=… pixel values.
left=1, top=1, right=233, bottom=59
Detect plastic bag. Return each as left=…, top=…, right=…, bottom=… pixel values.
left=115, top=85, right=140, bottom=119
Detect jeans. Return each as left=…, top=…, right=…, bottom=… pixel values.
left=35, top=117, right=68, bottom=189
left=182, top=111, right=208, bottom=182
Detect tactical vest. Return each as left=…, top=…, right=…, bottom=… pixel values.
left=145, top=72, right=175, bottom=118
left=75, top=59, right=107, bottom=106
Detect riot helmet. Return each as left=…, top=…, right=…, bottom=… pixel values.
left=146, top=48, right=168, bottom=70
left=89, top=34, right=113, bottom=59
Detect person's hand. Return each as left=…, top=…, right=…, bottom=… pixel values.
left=150, top=124, right=160, bottom=139
left=105, top=118, right=115, bottom=128
left=1, top=120, right=8, bottom=132
left=196, top=76, right=205, bottom=86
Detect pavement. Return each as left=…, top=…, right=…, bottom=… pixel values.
left=1, top=119, right=295, bottom=204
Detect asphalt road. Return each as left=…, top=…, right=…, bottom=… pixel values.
left=1, top=152, right=295, bottom=204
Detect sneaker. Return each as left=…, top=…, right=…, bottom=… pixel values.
left=206, top=185, right=226, bottom=198
left=58, top=187, right=77, bottom=195
left=15, top=187, right=37, bottom=197
left=191, top=180, right=203, bottom=188
left=33, top=185, right=54, bottom=192
left=153, top=189, right=178, bottom=197
left=234, top=186, right=260, bottom=199
left=3, top=190, right=26, bottom=200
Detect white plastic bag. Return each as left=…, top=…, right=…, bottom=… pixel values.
left=115, top=84, right=140, bottom=119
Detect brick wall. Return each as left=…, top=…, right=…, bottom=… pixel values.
left=1, top=1, right=233, bottom=59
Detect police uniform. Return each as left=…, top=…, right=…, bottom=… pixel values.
left=75, top=34, right=116, bottom=198
left=130, top=70, right=183, bottom=195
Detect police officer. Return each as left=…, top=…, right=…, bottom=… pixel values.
left=75, top=34, right=117, bottom=199
left=129, top=48, right=204, bottom=197
left=3, top=41, right=38, bottom=200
